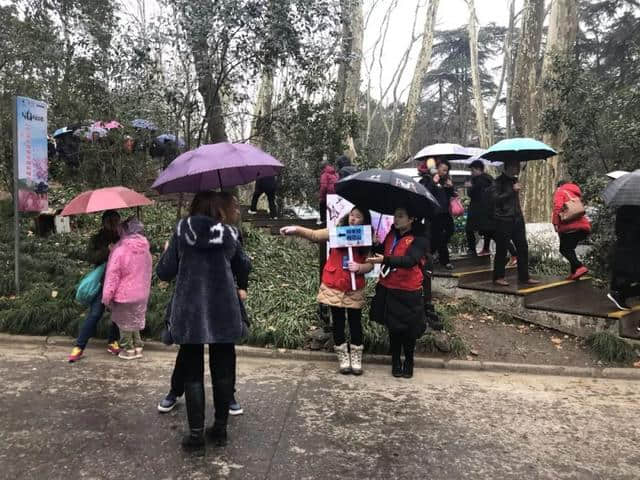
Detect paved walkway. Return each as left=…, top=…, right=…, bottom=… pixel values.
left=1, top=342, right=639, bottom=479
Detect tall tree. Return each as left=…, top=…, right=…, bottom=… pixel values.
left=340, top=0, right=363, bottom=160
left=521, top=0, right=579, bottom=222
left=387, top=0, right=440, bottom=166
left=510, top=0, right=545, bottom=137
left=466, top=0, right=489, bottom=148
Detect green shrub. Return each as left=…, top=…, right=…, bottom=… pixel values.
left=586, top=331, right=635, bottom=364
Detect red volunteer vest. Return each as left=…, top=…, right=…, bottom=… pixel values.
left=379, top=231, right=424, bottom=291
left=322, top=247, right=367, bottom=292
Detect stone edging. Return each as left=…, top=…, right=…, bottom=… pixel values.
left=1, top=333, right=638, bottom=381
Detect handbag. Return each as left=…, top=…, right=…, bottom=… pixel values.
left=75, top=263, right=106, bottom=305
left=449, top=197, right=464, bottom=217
left=559, top=191, right=585, bottom=223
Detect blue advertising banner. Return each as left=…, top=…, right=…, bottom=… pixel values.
left=15, top=96, right=48, bottom=212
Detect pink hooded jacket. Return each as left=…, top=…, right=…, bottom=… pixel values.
left=102, top=233, right=152, bottom=305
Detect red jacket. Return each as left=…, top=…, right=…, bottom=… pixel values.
left=322, top=247, right=367, bottom=291
left=552, top=183, right=591, bottom=233
left=379, top=232, right=424, bottom=292
left=319, top=165, right=338, bottom=201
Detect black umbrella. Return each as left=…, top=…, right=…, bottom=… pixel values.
left=335, top=169, right=441, bottom=218
left=602, top=169, right=640, bottom=207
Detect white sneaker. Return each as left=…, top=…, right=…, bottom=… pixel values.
left=334, top=343, right=351, bottom=374
left=118, top=349, right=137, bottom=360
left=135, top=347, right=143, bottom=359
left=316, top=219, right=323, bottom=225
left=350, top=344, right=364, bottom=375
left=247, top=209, right=258, bottom=215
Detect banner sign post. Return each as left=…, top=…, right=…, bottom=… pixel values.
left=13, top=95, right=48, bottom=293
left=329, top=225, right=373, bottom=291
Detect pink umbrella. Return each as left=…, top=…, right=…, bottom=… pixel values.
left=92, top=120, right=122, bottom=130
left=61, top=186, right=153, bottom=216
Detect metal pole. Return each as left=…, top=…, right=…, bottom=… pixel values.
left=12, top=96, right=20, bottom=294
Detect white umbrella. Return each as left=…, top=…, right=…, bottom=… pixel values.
left=412, top=143, right=472, bottom=162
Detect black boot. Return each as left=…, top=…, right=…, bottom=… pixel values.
left=182, top=382, right=205, bottom=451
left=402, top=358, right=414, bottom=378
left=205, top=422, right=228, bottom=447
left=392, top=353, right=403, bottom=377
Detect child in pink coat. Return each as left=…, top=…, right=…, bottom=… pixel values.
left=102, top=217, right=152, bottom=360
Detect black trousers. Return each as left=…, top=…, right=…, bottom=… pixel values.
left=319, top=200, right=327, bottom=223
left=171, top=343, right=235, bottom=424
left=431, top=214, right=454, bottom=264
left=470, top=230, right=517, bottom=257
left=330, top=307, right=363, bottom=346
left=493, top=217, right=530, bottom=281
left=251, top=186, right=277, bottom=218
left=389, top=332, right=416, bottom=363
left=559, top=231, right=588, bottom=273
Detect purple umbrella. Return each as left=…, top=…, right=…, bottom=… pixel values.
left=151, top=142, right=284, bottom=193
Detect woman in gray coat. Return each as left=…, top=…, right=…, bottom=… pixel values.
left=157, top=191, right=247, bottom=450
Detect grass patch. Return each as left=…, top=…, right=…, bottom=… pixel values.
left=586, top=332, right=636, bottom=364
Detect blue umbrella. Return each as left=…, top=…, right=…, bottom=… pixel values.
left=156, top=134, right=186, bottom=148
left=132, top=118, right=157, bottom=130
left=481, top=138, right=556, bottom=163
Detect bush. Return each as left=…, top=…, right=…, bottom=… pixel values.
left=586, top=332, right=635, bottom=364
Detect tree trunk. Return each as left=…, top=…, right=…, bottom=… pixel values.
left=466, top=0, right=489, bottom=148
left=490, top=0, right=515, bottom=145
left=190, top=34, right=228, bottom=143
left=250, top=66, right=274, bottom=147
left=521, top=0, right=578, bottom=222
left=343, top=0, right=363, bottom=160
left=336, top=0, right=363, bottom=161
left=386, top=0, right=440, bottom=167
left=511, top=0, right=544, bottom=138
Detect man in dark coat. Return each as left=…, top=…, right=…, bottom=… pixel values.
left=248, top=175, right=278, bottom=218
left=465, top=159, right=494, bottom=256
left=608, top=205, right=640, bottom=310
left=420, top=160, right=456, bottom=269
left=336, top=154, right=358, bottom=179
left=492, top=160, right=540, bottom=286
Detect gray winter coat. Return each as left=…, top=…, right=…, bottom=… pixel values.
left=157, top=215, right=245, bottom=345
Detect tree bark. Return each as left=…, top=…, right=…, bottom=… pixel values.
left=489, top=0, right=515, bottom=145
left=511, top=0, right=544, bottom=138
left=342, top=0, right=363, bottom=160
left=521, top=0, right=578, bottom=222
left=386, top=0, right=440, bottom=167
left=466, top=0, right=489, bottom=148
left=250, top=66, right=274, bottom=147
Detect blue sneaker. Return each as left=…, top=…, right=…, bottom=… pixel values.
left=157, top=392, right=179, bottom=413
left=229, top=396, right=243, bottom=416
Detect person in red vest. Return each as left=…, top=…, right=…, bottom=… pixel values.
left=367, top=206, right=428, bottom=379
left=280, top=207, right=374, bottom=374
left=551, top=180, right=591, bottom=280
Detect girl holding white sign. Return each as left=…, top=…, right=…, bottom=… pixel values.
left=280, top=207, right=373, bottom=375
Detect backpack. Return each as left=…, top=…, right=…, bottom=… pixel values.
left=75, top=264, right=106, bottom=305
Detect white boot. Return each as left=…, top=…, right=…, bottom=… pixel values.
left=334, top=343, right=351, bottom=374
left=350, top=344, right=364, bottom=375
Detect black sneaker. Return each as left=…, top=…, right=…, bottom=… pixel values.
left=608, top=291, right=631, bottom=311
left=157, top=392, right=179, bottom=413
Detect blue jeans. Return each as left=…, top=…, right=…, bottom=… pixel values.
left=75, top=289, right=120, bottom=349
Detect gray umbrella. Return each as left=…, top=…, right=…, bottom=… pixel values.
left=602, top=169, right=640, bottom=206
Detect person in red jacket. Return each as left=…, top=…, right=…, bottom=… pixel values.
left=318, top=160, right=338, bottom=224
left=552, top=180, right=592, bottom=280
left=367, top=206, right=428, bottom=379
left=280, top=207, right=374, bottom=374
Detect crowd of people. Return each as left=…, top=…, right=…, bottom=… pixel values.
left=65, top=153, right=639, bottom=452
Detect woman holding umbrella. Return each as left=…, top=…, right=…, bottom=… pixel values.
left=157, top=192, right=246, bottom=450
left=367, top=206, right=428, bottom=379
